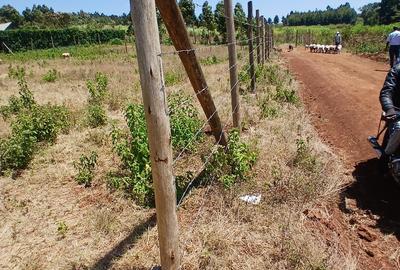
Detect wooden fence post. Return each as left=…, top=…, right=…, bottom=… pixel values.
left=295, top=30, right=298, bottom=47
left=266, top=22, right=270, bottom=59
left=264, top=19, right=269, bottom=60
left=130, top=1, right=179, bottom=269
left=224, top=0, right=241, bottom=131
left=256, top=9, right=261, bottom=65
left=50, top=35, right=55, bottom=48
left=260, top=15, right=265, bottom=65
left=247, top=1, right=256, bottom=93
left=156, top=0, right=227, bottom=146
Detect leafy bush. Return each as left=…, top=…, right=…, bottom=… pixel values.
left=259, top=97, right=280, bottom=119
left=42, top=69, right=58, bottom=83
left=274, top=84, right=299, bottom=104
left=110, top=38, right=124, bottom=45
left=0, top=73, right=70, bottom=173
left=168, top=92, right=203, bottom=151
left=86, top=72, right=108, bottom=127
left=164, top=71, right=184, bottom=87
left=87, top=104, right=107, bottom=128
left=74, top=152, right=98, bottom=187
left=8, top=65, right=26, bottom=79
left=200, top=55, right=220, bottom=65
left=293, top=138, right=318, bottom=172
left=205, top=130, right=258, bottom=188
left=110, top=93, right=202, bottom=205
left=87, top=72, right=108, bottom=105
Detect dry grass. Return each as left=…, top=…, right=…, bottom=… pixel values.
left=0, top=45, right=352, bottom=269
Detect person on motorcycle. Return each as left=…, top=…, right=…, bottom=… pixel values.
left=379, top=63, right=400, bottom=176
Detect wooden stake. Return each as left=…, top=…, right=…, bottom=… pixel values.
left=256, top=9, right=261, bottom=64
left=130, top=1, right=179, bottom=269
left=156, top=0, right=227, bottom=146
left=260, top=15, right=265, bottom=65
left=224, top=0, right=241, bottom=131
left=247, top=1, right=256, bottom=93
left=264, top=18, right=269, bottom=59
left=50, top=35, right=55, bottom=48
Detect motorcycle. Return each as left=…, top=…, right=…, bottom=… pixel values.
left=368, top=112, right=400, bottom=184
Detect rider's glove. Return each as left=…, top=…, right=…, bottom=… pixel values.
left=386, top=108, right=398, bottom=120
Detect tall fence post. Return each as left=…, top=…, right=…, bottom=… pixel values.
left=156, top=0, right=227, bottom=146
left=260, top=15, right=265, bottom=65
left=130, top=1, right=179, bottom=269
left=265, top=18, right=269, bottom=60
left=224, top=0, right=241, bottom=131
left=247, top=1, right=256, bottom=93
left=256, top=9, right=261, bottom=65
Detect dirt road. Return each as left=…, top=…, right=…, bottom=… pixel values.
left=283, top=48, right=400, bottom=269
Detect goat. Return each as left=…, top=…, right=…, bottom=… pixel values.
left=62, top=52, right=71, bottom=59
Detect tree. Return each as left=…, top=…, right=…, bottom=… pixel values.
left=214, top=1, right=226, bottom=42
left=178, top=0, right=197, bottom=26
left=273, top=15, right=279, bottom=24
left=199, top=1, right=215, bottom=31
left=359, top=3, right=380, bottom=25
left=281, top=16, right=288, bottom=26
left=379, top=0, right=400, bottom=24
left=267, top=17, right=272, bottom=24
left=0, top=5, right=23, bottom=27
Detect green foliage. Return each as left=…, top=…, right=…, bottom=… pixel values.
left=164, top=71, right=184, bottom=87
left=293, top=138, right=318, bottom=172
left=205, top=130, right=258, bottom=188
left=110, top=93, right=202, bottom=205
left=110, top=104, right=152, bottom=205
left=0, top=28, right=126, bottom=53
left=199, top=1, right=216, bottom=31
left=87, top=72, right=108, bottom=104
left=286, top=3, right=358, bottom=26
left=200, top=55, right=220, bottom=65
left=87, top=104, right=107, bottom=128
left=42, top=68, right=58, bottom=82
left=74, top=151, right=98, bottom=187
left=57, top=221, right=68, bottom=238
left=259, top=97, right=280, bottom=119
left=109, top=38, right=123, bottom=45
left=178, top=0, right=197, bottom=26
left=8, top=65, right=26, bottom=79
left=86, top=72, right=108, bottom=127
left=274, top=84, right=298, bottom=104
left=168, top=92, right=203, bottom=151
left=0, top=72, right=70, bottom=174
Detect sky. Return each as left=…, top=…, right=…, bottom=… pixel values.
left=1, top=0, right=379, bottom=18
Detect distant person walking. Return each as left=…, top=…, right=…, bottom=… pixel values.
left=386, top=26, right=400, bottom=68
left=334, top=32, right=342, bottom=47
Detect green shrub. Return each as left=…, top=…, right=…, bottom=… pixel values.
left=74, top=152, right=98, bottom=187
left=293, top=138, right=318, bottom=172
left=168, top=92, right=203, bottom=151
left=87, top=104, right=107, bottom=128
left=205, top=130, right=258, bottom=188
left=259, top=97, right=280, bottom=119
left=274, top=84, right=299, bottom=104
left=87, top=72, right=108, bottom=105
left=110, top=38, right=124, bottom=45
left=42, top=69, right=58, bottom=83
left=164, top=71, right=184, bottom=87
left=0, top=104, right=71, bottom=173
left=200, top=55, right=220, bottom=65
left=109, top=93, right=202, bottom=205
left=8, top=65, right=26, bottom=79
left=110, top=104, right=153, bottom=205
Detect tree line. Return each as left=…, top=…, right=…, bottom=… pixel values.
left=360, top=0, right=400, bottom=25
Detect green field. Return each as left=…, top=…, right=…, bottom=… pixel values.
left=275, top=23, right=398, bottom=55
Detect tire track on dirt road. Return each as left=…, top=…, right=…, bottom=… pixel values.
left=283, top=48, right=400, bottom=269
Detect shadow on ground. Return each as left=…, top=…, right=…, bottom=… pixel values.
left=341, top=158, right=400, bottom=239
left=90, top=213, right=157, bottom=270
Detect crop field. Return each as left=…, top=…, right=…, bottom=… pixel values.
left=0, top=39, right=353, bottom=269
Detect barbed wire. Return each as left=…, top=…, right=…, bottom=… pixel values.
left=170, top=42, right=261, bottom=166
left=158, top=35, right=260, bottom=56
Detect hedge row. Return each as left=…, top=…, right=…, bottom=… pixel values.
left=0, top=28, right=126, bottom=52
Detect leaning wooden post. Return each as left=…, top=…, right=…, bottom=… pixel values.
left=130, top=1, right=179, bottom=269
left=156, top=0, right=227, bottom=146
left=224, top=0, right=241, bottom=131
left=260, top=15, right=265, bottom=65
left=256, top=9, right=261, bottom=65
left=247, top=1, right=256, bottom=93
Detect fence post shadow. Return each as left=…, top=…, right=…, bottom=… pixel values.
left=90, top=213, right=157, bottom=270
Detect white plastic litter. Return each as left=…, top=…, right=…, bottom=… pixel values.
left=239, top=194, right=261, bottom=205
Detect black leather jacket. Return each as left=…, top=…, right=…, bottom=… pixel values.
left=380, top=64, right=400, bottom=113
